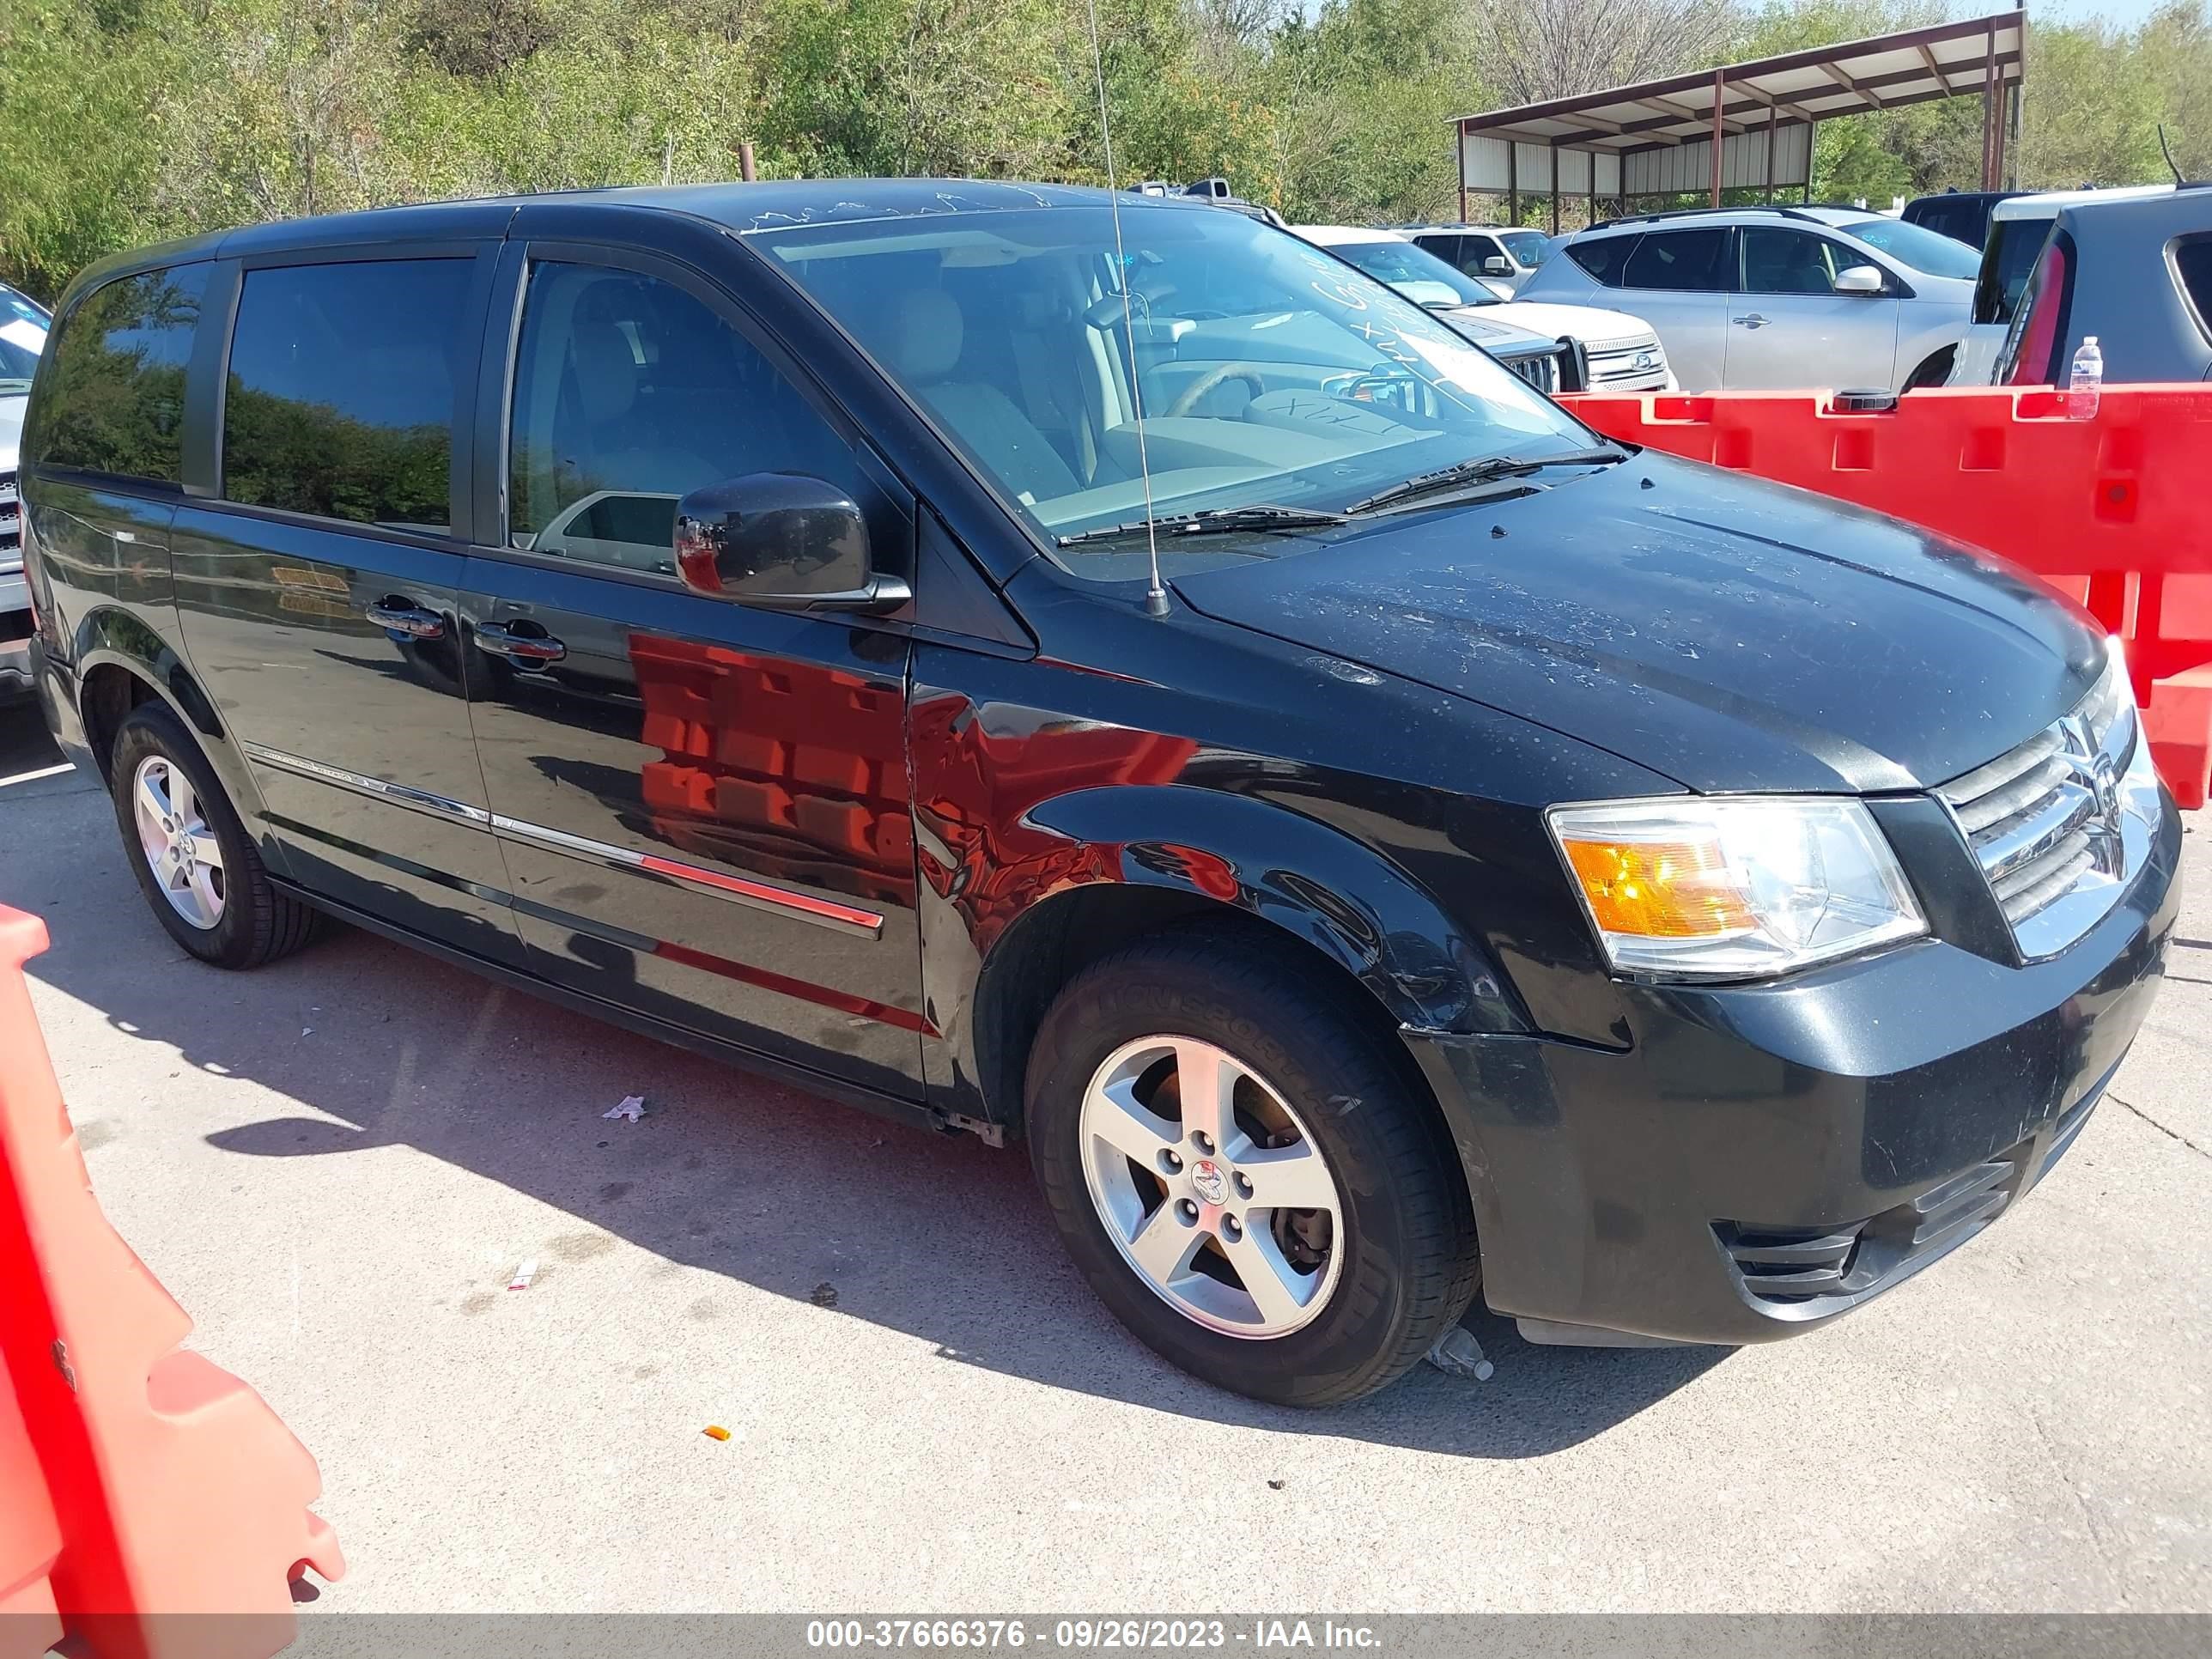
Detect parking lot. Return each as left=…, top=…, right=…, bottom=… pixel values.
left=3, top=702, right=2209, bottom=1613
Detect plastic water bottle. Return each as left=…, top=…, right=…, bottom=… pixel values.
left=2068, top=336, right=2103, bottom=420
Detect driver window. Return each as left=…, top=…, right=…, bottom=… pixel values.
left=507, top=260, right=857, bottom=575
left=1740, top=228, right=1843, bottom=295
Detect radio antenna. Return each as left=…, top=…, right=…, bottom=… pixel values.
left=1082, top=0, right=1170, bottom=617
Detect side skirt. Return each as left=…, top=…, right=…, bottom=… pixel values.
left=274, top=879, right=999, bottom=1146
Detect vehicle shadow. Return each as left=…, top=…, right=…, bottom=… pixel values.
left=19, top=814, right=1727, bottom=1459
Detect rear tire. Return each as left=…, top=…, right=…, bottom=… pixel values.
left=1026, top=928, right=1480, bottom=1406
left=108, top=702, right=320, bottom=969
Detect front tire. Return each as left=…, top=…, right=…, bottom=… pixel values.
left=108, top=702, right=319, bottom=969
left=1026, top=928, right=1480, bottom=1406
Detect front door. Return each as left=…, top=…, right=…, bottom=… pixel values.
left=170, top=250, right=528, bottom=967
left=458, top=246, right=927, bottom=1097
left=1725, top=227, right=1902, bottom=390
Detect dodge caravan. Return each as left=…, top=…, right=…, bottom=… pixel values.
left=21, top=183, right=2177, bottom=1404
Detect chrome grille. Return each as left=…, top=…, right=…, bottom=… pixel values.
left=0, top=470, right=18, bottom=568
left=1504, top=351, right=1561, bottom=394
left=1586, top=336, right=1668, bottom=390
left=1938, top=657, right=2157, bottom=958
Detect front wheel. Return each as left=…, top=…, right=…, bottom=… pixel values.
left=1026, top=929, right=1480, bottom=1406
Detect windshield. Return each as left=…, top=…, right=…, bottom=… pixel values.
left=757, top=204, right=1591, bottom=577
left=1498, top=229, right=1553, bottom=267
left=1840, top=216, right=1981, bottom=281
left=0, top=288, right=47, bottom=380
left=1326, top=238, right=1497, bottom=307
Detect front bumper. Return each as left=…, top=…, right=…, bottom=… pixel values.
left=1407, top=791, right=2182, bottom=1346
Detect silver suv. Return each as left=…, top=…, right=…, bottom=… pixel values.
left=1520, top=206, right=1980, bottom=392
left=1, top=282, right=48, bottom=702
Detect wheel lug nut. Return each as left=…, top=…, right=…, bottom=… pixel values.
left=1158, top=1149, right=1182, bottom=1175
left=1234, top=1172, right=1254, bottom=1199
left=1191, top=1130, right=1214, bottom=1154
left=1175, top=1199, right=1199, bottom=1224
left=1221, top=1215, right=1243, bottom=1241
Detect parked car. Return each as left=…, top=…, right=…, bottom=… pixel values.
left=1522, top=204, right=1979, bottom=391
left=1, top=282, right=51, bottom=704
left=1297, top=226, right=1673, bottom=391
left=1996, top=184, right=2212, bottom=387
left=1401, top=223, right=1556, bottom=292
left=1900, top=188, right=2022, bottom=252
left=23, top=183, right=2176, bottom=1405
left=1947, top=185, right=2178, bottom=385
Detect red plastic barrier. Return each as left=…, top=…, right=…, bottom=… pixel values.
left=1560, top=385, right=2212, bottom=806
left=0, top=906, right=343, bottom=1659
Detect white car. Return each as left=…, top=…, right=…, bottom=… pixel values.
left=1297, top=227, right=1674, bottom=392
left=1947, top=185, right=2175, bottom=386
left=1519, top=205, right=1980, bottom=392
left=1401, top=224, right=1557, bottom=293
left=2, top=283, right=48, bottom=703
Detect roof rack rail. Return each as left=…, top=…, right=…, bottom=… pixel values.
left=1587, top=204, right=1828, bottom=232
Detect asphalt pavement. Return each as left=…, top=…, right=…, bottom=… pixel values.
left=2, top=703, right=2207, bottom=1613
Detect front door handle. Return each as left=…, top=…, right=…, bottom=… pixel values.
left=365, top=598, right=447, bottom=640
left=1732, top=313, right=1769, bottom=329
left=474, top=620, right=567, bottom=665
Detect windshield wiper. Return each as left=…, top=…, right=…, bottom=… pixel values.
left=1344, top=447, right=1627, bottom=516
left=1056, top=503, right=1349, bottom=549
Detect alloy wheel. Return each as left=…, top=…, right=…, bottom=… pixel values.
left=131, top=755, right=226, bottom=930
left=1078, top=1035, right=1345, bottom=1338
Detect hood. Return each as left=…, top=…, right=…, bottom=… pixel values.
left=1479, top=301, right=1658, bottom=350
left=1172, top=452, right=2106, bottom=795
left=1439, top=310, right=1555, bottom=355
left=0, top=392, right=22, bottom=470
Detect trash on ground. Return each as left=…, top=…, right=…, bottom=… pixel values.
left=702, top=1425, right=732, bottom=1442
left=507, top=1259, right=538, bottom=1291
left=602, top=1095, right=646, bottom=1122
left=1425, top=1324, right=1494, bottom=1381
left=810, top=1282, right=839, bottom=1309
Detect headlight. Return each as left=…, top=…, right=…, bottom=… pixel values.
left=1547, top=797, right=1926, bottom=980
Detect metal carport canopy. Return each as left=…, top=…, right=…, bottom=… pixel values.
left=1452, top=9, right=2026, bottom=223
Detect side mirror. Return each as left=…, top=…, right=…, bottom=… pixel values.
left=1481, top=256, right=1512, bottom=276
left=1835, top=264, right=1887, bottom=295
left=673, top=473, right=909, bottom=614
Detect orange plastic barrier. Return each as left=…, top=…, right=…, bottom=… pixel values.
left=0, top=905, right=343, bottom=1659
left=1560, top=384, right=2212, bottom=807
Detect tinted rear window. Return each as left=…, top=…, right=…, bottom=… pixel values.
left=222, top=258, right=473, bottom=532
left=1975, top=217, right=2053, bottom=325
left=1567, top=234, right=1639, bottom=287
left=27, top=264, right=210, bottom=483
left=1622, top=228, right=1731, bottom=292
left=2174, top=234, right=2212, bottom=343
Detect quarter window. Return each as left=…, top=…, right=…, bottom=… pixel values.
left=222, top=259, right=472, bottom=532
left=1621, top=228, right=1732, bottom=292
left=1567, top=234, right=1640, bottom=288
left=27, top=264, right=210, bottom=484
left=2172, top=234, right=2212, bottom=345
left=506, top=261, right=855, bottom=576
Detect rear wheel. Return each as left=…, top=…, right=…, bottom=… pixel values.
left=108, top=702, right=320, bottom=969
left=1026, top=929, right=1480, bottom=1406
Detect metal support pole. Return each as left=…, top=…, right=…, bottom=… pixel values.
left=1764, top=115, right=1776, bottom=204
left=1990, top=24, right=2008, bottom=190
left=1710, top=69, right=1726, bottom=206
left=1508, top=143, right=1519, bottom=227
left=1550, top=141, right=1561, bottom=235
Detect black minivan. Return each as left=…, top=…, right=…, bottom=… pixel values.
left=20, top=182, right=2178, bottom=1405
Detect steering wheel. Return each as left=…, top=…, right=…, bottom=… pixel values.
left=1164, top=364, right=1269, bottom=418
